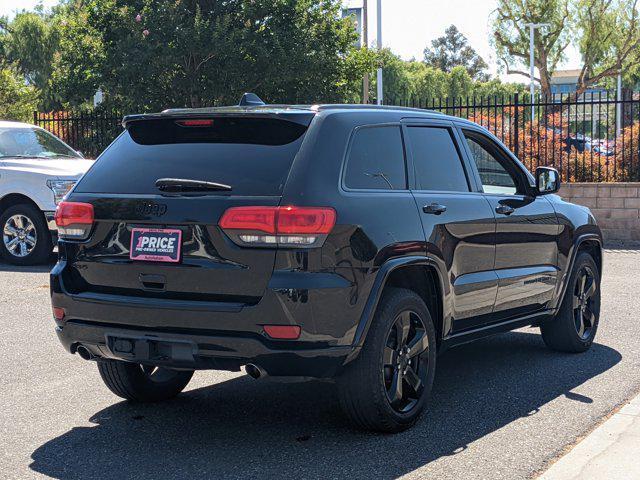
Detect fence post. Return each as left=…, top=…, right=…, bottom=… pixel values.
left=513, top=93, right=520, bottom=159
left=33, top=111, right=38, bottom=126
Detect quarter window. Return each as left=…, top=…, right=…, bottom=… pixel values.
left=406, top=126, right=469, bottom=192
left=344, top=126, right=406, bottom=190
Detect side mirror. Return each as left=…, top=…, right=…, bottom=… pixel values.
left=535, top=167, right=560, bottom=195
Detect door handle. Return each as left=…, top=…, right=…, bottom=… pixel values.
left=495, top=204, right=515, bottom=216
left=423, top=203, right=447, bottom=215
left=139, top=274, right=166, bottom=291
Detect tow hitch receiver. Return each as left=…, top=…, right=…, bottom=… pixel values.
left=105, top=334, right=195, bottom=364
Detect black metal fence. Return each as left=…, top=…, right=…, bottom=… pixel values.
left=34, top=92, right=640, bottom=182
left=388, top=92, right=640, bottom=182
left=33, top=110, right=124, bottom=159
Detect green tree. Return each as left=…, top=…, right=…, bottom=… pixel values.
left=372, top=49, right=415, bottom=102
left=50, top=3, right=109, bottom=108
left=338, top=46, right=379, bottom=103
left=0, top=61, right=38, bottom=121
left=447, top=66, right=475, bottom=100
left=413, top=65, right=448, bottom=100
left=0, top=10, right=60, bottom=109
left=471, top=78, right=528, bottom=99
left=368, top=50, right=526, bottom=104
left=493, top=0, right=640, bottom=97
left=424, top=25, right=489, bottom=81
left=49, top=0, right=357, bottom=111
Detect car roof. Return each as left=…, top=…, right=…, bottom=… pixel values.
left=0, top=120, right=38, bottom=129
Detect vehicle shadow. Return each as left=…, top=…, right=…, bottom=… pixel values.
left=30, top=331, right=621, bottom=480
left=0, top=254, right=56, bottom=273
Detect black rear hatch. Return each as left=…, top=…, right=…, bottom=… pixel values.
left=61, top=112, right=313, bottom=304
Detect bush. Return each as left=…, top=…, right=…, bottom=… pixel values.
left=0, top=63, right=38, bottom=122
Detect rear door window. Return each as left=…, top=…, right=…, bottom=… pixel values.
left=74, top=117, right=308, bottom=196
left=406, top=126, right=470, bottom=192
left=344, top=125, right=406, bottom=190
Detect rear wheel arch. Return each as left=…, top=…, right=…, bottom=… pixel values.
left=384, top=265, right=444, bottom=348
left=351, top=257, right=445, bottom=352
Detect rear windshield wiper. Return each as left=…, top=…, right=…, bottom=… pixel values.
left=155, top=178, right=232, bottom=193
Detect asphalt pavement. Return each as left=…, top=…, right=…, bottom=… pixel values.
left=1, top=250, right=640, bottom=479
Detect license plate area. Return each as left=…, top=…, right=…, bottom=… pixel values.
left=130, top=228, right=182, bottom=263
left=105, top=334, right=195, bottom=364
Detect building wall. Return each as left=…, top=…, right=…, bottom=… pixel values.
left=558, top=183, right=640, bottom=245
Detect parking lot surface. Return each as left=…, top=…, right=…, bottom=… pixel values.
left=1, top=250, right=640, bottom=480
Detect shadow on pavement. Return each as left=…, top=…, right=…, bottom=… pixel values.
left=0, top=254, right=56, bottom=273
left=30, top=331, right=621, bottom=480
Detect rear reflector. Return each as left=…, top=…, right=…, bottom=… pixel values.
left=55, top=201, right=94, bottom=240
left=53, top=307, right=65, bottom=321
left=263, top=325, right=301, bottom=340
left=219, top=206, right=336, bottom=248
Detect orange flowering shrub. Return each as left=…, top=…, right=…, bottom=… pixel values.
left=441, top=105, right=639, bottom=183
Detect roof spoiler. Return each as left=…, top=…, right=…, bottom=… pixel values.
left=238, top=92, right=266, bottom=107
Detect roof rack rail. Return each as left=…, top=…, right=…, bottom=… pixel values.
left=239, top=93, right=266, bottom=107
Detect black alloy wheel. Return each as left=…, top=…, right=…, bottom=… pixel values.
left=337, top=288, right=437, bottom=432
left=572, top=265, right=597, bottom=340
left=540, top=251, right=600, bottom=353
left=383, top=310, right=430, bottom=413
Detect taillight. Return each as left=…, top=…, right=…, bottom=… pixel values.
left=54, top=201, right=94, bottom=240
left=219, top=206, right=336, bottom=248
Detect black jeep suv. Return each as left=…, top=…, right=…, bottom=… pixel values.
left=51, top=95, right=602, bottom=432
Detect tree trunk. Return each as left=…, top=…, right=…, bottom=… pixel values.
left=536, top=51, right=552, bottom=98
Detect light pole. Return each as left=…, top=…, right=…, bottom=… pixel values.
left=376, top=0, right=383, bottom=105
left=362, top=0, right=369, bottom=104
left=525, top=22, right=549, bottom=121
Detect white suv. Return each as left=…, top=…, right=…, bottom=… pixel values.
left=0, top=121, right=93, bottom=265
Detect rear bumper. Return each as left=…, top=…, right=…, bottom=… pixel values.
left=55, top=321, right=352, bottom=377
left=50, top=260, right=364, bottom=378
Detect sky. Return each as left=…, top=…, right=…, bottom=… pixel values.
left=1, top=0, right=583, bottom=82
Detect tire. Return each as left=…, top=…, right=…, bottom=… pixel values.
left=541, top=251, right=601, bottom=353
left=337, top=288, right=437, bottom=433
left=0, top=203, right=52, bottom=266
left=97, top=360, right=194, bottom=402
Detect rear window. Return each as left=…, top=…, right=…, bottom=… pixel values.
left=75, top=117, right=308, bottom=196
left=344, top=125, right=406, bottom=190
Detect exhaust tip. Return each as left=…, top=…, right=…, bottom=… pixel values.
left=76, top=345, right=93, bottom=360
left=245, top=363, right=266, bottom=379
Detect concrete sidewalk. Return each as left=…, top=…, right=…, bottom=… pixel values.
left=539, top=393, right=640, bottom=479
